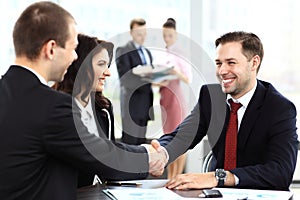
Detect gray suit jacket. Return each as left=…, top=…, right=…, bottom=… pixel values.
left=115, top=41, right=154, bottom=120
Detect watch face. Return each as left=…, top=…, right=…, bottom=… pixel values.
left=216, top=169, right=226, bottom=179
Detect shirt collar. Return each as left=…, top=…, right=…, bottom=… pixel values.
left=133, top=41, right=143, bottom=49
left=74, top=97, right=93, bottom=117
left=226, top=80, right=257, bottom=108
left=18, top=65, right=48, bottom=86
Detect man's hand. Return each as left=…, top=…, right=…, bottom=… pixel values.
left=165, top=171, right=235, bottom=190
left=143, top=140, right=169, bottom=177
left=165, top=172, right=217, bottom=190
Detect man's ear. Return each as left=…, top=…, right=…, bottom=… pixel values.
left=251, top=55, right=260, bottom=71
left=43, top=40, right=56, bottom=60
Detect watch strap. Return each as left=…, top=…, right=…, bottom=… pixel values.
left=217, top=179, right=225, bottom=187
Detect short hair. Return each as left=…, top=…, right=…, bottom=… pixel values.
left=13, top=1, right=75, bottom=60
left=163, top=18, right=176, bottom=30
left=56, top=33, right=114, bottom=105
left=215, top=31, right=264, bottom=72
left=130, top=18, right=146, bottom=30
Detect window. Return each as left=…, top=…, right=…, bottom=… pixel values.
left=198, top=0, right=300, bottom=132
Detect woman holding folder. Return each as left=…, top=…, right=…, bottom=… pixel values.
left=157, top=18, right=192, bottom=179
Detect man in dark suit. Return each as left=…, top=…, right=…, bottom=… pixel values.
left=115, top=18, right=154, bottom=145
left=154, top=31, right=299, bottom=190
left=0, top=2, right=167, bottom=200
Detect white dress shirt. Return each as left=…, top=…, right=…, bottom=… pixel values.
left=226, top=81, right=257, bottom=130
left=74, top=97, right=99, bottom=137
left=133, top=42, right=151, bottom=65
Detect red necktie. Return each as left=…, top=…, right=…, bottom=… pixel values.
left=224, top=99, right=242, bottom=170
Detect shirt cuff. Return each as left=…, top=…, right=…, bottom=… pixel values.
left=141, top=144, right=169, bottom=163
left=160, top=146, right=169, bottom=162
left=234, top=174, right=239, bottom=185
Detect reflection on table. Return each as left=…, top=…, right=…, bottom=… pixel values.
left=77, top=179, right=169, bottom=200
left=77, top=179, right=295, bottom=200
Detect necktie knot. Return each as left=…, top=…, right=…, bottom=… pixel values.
left=229, top=99, right=242, bottom=114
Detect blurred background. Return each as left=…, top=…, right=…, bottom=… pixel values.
left=1, top=0, right=299, bottom=178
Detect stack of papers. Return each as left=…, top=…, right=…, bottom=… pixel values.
left=132, top=64, right=177, bottom=83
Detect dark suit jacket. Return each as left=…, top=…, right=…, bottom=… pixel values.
left=158, top=80, right=298, bottom=190
left=0, top=66, right=148, bottom=200
left=115, top=41, right=154, bottom=120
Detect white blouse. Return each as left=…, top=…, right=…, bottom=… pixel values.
left=74, top=98, right=99, bottom=137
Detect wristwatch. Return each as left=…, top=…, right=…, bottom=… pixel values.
left=215, top=169, right=227, bottom=187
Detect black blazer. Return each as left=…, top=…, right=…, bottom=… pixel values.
left=115, top=41, right=154, bottom=120
left=94, top=98, right=115, bottom=141
left=78, top=98, right=116, bottom=188
left=158, top=81, right=298, bottom=190
left=0, top=66, right=149, bottom=200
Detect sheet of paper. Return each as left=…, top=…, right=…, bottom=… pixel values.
left=112, top=179, right=168, bottom=189
left=102, top=179, right=294, bottom=200
left=217, top=187, right=293, bottom=200
left=104, top=187, right=182, bottom=200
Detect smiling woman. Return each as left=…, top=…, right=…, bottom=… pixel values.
left=54, top=33, right=117, bottom=187
left=92, top=47, right=111, bottom=93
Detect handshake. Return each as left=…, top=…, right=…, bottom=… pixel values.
left=143, top=140, right=169, bottom=177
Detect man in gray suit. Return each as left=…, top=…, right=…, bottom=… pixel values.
left=116, top=18, right=154, bottom=145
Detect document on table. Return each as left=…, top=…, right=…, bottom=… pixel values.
left=103, top=187, right=182, bottom=200
left=217, top=187, right=293, bottom=200
left=103, top=187, right=294, bottom=200
left=102, top=179, right=294, bottom=200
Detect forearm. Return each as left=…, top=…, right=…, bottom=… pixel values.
left=175, top=69, right=190, bottom=84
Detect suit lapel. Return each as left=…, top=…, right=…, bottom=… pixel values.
left=129, top=41, right=152, bottom=65
left=128, top=41, right=136, bottom=52
left=238, top=81, right=266, bottom=150
left=145, top=48, right=152, bottom=63
left=128, top=41, right=143, bottom=65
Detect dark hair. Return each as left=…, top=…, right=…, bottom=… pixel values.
left=163, top=18, right=176, bottom=30
left=130, top=18, right=146, bottom=30
left=215, top=31, right=264, bottom=72
left=55, top=33, right=114, bottom=109
left=13, top=1, right=75, bottom=60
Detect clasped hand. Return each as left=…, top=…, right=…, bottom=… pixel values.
left=144, top=140, right=169, bottom=177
